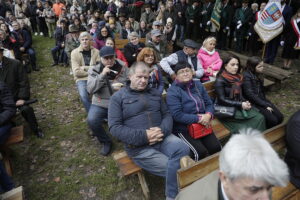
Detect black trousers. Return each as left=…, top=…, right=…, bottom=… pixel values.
left=19, top=105, right=39, bottom=134
left=265, top=35, right=281, bottom=64
left=255, top=102, right=283, bottom=129
left=176, top=129, right=221, bottom=161
left=30, top=17, right=38, bottom=33
left=217, top=28, right=228, bottom=50
left=185, top=22, right=195, bottom=39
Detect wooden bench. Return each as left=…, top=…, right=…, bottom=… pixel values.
left=113, top=151, right=150, bottom=200
left=177, top=122, right=300, bottom=199
left=1, top=126, right=24, bottom=176
left=115, top=38, right=146, bottom=50
left=0, top=186, right=24, bottom=200
left=221, top=51, right=293, bottom=87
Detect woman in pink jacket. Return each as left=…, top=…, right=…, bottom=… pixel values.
left=197, top=37, right=222, bottom=82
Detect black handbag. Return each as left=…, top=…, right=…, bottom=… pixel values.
left=214, top=98, right=236, bottom=119
left=214, top=104, right=236, bottom=118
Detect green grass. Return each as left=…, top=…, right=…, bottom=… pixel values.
left=9, top=36, right=300, bottom=200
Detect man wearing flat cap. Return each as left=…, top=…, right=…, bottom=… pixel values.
left=65, top=24, right=80, bottom=60
left=145, top=20, right=166, bottom=46
left=87, top=46, right=128, bottom=156
left=146, top=29, right=168, bottom=61
left=160, top=39, right=204, bottom=81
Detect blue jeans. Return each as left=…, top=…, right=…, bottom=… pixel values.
left=0, top=160, right=14, bottom=192
left=76, top=80, right=91, bottom=112
left=0, top=124, right=12, bottom=145
left=87, top=105, right=111, bottom=144
left=51, top=46, right=68, bottom=64
left=176, top=25, right=185, bottom=41
left=26, top=48, right=37, bottom=69
left=132, top=134, right=189, bottom=198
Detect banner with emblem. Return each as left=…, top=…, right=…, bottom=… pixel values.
left=254, top=0, right=283, bottom=43
left=210, top=0, right=222, bottom=31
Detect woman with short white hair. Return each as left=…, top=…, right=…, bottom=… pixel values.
left=124, top=32, right=145, bottom=67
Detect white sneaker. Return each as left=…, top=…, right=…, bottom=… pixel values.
left=40, top=32, right=43, bottom=36
left=34, top=32, right=38, bottom=36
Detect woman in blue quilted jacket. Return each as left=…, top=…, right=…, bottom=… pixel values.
left=166, top=62, right=221, bottom=161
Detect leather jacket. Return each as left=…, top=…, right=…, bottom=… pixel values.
left=214, top=75, right=245, bottom=109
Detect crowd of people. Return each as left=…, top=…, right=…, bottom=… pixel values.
left=0, top=0, right=300, bottom=199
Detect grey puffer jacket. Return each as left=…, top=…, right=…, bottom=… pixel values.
left=87, top=59, right=128, bottom=108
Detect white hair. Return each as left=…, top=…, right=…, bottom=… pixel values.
left=79, top=31, right=92, bottom=40
left=219, top=128, right=289, bottom=187
left=128, top=32, right=139, bottom=40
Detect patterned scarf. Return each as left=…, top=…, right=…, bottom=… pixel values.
left=221, top=70, right=243, bottom=100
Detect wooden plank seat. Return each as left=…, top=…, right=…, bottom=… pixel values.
left=115, top=38, right=146, bottom=50
left=113, top=151, right=150, bottom=200
left=5, top=126, right=24, bottom=146
left=0, top=186, right=24, bottom=200
left=177, top=122, right=300, bottom=199
left=1, top=125, right=24, bottom=176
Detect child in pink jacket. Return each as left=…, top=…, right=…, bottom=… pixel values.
left=197, top=37, right=222, bottom=82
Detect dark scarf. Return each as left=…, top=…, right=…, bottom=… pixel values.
left=221, top=70, right=243, bottom=100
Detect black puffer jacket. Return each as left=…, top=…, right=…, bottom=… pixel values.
left=242, top=71, right=271, bottom=108
left=214, top=76, right=245, bottom=109
left=0, top=81, right=16, bottom=126
left=124, top=42, right=145, bottom=67
left=0, top=57, right=30, bottom=101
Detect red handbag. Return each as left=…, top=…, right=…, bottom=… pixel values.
left=187, top=123, right=213, bottom=139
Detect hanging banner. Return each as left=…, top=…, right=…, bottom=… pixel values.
left=254, top=0, right=283, bottom=43
left=211, top=0, right=222, bottom=31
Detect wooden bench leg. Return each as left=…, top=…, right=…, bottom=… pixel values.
left=1, top=150, right=12, bottom=176
left=3, top=156, right=12, bottom=176
left=137, top=171, right=150, bottom=200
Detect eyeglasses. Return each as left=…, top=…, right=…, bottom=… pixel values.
left=101, top=30, right=108, bottom=33
left=177, top=68, right=192, bottom=75
left=145, top=54, right=154, bottom=58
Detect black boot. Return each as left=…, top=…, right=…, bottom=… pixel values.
left=100, top=142, right=112, bottom=156
left=24, top=64, right=31, bottom=73
left=36, top=128, right=44, bottom=138
left=32, top=66, right=40, bottom=71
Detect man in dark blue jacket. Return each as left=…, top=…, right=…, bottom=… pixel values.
left=108, top=62, right=189, bottom=200
left=12, top=21, right=39, bottom=71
